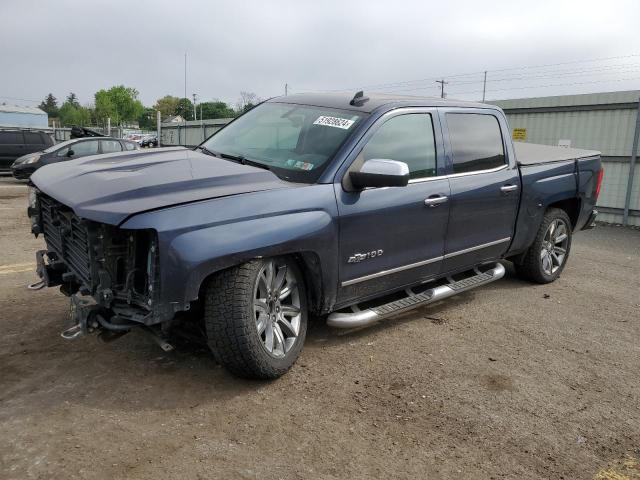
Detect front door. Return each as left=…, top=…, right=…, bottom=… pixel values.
left=336, top=110, right=451, bottom=305
left=440, top=110, right=520, bottom=272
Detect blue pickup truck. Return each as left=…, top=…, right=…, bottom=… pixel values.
left=28, top=92, right=602, bottom=379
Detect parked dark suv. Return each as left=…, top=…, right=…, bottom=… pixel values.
left=0, top=130, right=53, bottom=174
left=11, top=137, right=139, bottom=179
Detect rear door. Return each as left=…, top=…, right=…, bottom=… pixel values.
left=68, top=139, right=100, bottom=159
left=335, top=108, right=450, bottom=305
left=100, top=139, right=123, bottom=154
left=23, top=131, right=48, bottom=155
left=440, top=109, right=520, bottom=272
left=0, top=131, right=26, bottom=169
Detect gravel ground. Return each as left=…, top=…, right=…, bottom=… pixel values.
left=1, top=176, right=639, bottom=480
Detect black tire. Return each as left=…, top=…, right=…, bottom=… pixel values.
left=203, top=257, right=308, bottom=379
left=515, top=208, right=573, bottom=284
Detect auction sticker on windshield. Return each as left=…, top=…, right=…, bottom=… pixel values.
left=313, top=116, right=355, bottom=129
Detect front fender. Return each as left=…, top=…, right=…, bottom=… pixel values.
left=120, top=184, right=339, bottom=313
left=170, top=210, right=336, bottom=306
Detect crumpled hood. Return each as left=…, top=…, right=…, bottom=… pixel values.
left=31, top=147, right=292, bottom=225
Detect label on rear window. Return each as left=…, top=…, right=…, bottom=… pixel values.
left=313, top=116, right=355, bottom=130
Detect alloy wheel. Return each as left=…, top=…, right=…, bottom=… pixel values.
left=253, top=260, right=301, bottom=358
left=540, top=219, right=569, bottom=275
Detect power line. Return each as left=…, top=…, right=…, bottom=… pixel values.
left=297, top=52, right=640, bottom=95
left=442, top=75, right=640, bottom=98
left=387, top=66, right=640, bottom=94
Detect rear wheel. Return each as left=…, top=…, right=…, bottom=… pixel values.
left=203, top=257, right=307, bottom=379
left=516, top=208, right=572, bottom=284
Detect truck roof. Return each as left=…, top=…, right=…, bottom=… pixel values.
left=267, top=92, right=497, bottom=113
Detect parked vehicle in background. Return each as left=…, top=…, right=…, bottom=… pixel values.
left=11, top=137, right=139, bottom=179
left=0, top=130, right=53, bottom=173
left=70, top=126, right=106, bottom=139
left=139, top=134, right=158, bottom=148
left=27, top=93, right=602, bottom=380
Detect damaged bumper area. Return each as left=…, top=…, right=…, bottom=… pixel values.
left=30, top=191, right=175, bottom=335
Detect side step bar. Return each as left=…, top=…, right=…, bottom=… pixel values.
left=327, top=262, right=505, bottom=329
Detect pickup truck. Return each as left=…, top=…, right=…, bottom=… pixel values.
left=28, top=92, right=602, bottom=379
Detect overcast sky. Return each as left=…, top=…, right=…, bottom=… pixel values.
left=1, top=0, right=640, bottom=108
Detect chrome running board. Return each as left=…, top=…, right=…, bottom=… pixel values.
left=327, top=262, right=505, bottom=329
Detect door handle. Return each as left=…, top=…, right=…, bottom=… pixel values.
left=500, top=184, right=518, bottom=193
left=424, top=195, right=448, bottom=207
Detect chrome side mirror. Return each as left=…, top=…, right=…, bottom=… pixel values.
left=349, top=159, right=410, bottom=189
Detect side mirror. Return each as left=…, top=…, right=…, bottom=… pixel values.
left=349, top=159, right=410, bottom=189
left=66, top=149, right=74, bottom=157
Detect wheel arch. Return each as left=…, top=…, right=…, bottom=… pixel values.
left=195, top=251, right=327, bottom=315
left=547, top=198, right=581, bottom=229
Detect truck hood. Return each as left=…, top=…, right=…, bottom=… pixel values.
left=31, top=147, right=293, bottom=225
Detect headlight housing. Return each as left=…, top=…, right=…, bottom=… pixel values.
left=23, top=154, right=41, bottom=164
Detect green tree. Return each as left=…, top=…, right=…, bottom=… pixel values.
left=199, top=101, right=235, bottom=120
left=175, top=98, right=194, bottom=120
left=94, top=85, right=144, bottom=126
left=38, top=93, right=59, bottom=118
left=153, top=95, right=180, bottom=119
left=138, top=107, right=157, bottom=130
left=66, top=92, right=80, bottom=108
left=236, top=91, right=259, bottom=115
left=58, top=102, right=92, bottom=127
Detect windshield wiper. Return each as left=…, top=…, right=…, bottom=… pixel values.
left=218, top=152, right=271, bottom=171
left=197, top=146, right=271, bottom=171
left=195, top=145, right=217, bottom=157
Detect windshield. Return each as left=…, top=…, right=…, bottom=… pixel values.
left=200, top=102, right=366, bottom=183
left=42, top=138, right=79, bottom=153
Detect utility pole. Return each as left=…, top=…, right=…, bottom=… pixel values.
left=192, top=93, right=197, bottom=121
left=184, top=53, right=187, bottom=104
left=482, top=71, right=487, bottom=102
left=285, top=83, right=288, bottom=96
left=156, top=110, right=161, bottom=147
left=435, top=79, right=448, bottom=99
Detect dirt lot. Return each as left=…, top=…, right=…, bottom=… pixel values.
left=1, top=176, right=639, bottom=480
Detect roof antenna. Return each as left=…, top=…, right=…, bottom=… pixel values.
left=350, top=90, right=369, bottom=106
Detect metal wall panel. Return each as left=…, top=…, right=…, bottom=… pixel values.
left=491, top=91, right=640, bottom=226
left=160, top=119, right=232, bottom=147
left=505, top=109, right=637, bottom=156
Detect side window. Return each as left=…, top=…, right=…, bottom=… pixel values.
left=100, top=140, right=122, bottom=153
left=0, top=132, right=24, bottom=144
left=24, top=132, right=43, bottom=144
left=70, top=140, right=99, bottom=157
left=446, top=113, right=506, bottom=174
left=362, top=114, right=437, bottom=179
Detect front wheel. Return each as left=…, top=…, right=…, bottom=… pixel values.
left=203, top=257, right=307, bottom=379
left=515, top=208, right=572, bottom=284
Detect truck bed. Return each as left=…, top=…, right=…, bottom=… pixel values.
left=514, top=142, right=600, bottom=166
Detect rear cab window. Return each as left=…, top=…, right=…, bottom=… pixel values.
left=446, top=113, right=506, bottom=174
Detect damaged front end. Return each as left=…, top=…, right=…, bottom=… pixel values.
left=29, top=188, right=172, bottom=344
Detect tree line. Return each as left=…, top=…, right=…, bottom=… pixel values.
left=38, top=87, right=260, bottom=130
